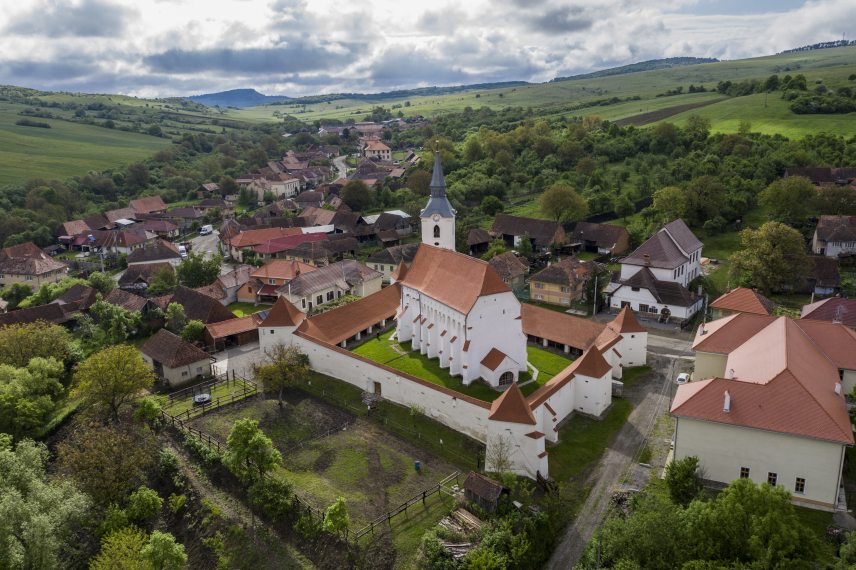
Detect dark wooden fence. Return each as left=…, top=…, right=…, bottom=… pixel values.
left=162, top=375, right=257, bottom=422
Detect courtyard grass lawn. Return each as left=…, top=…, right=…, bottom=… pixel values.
left=547, top=398, right=633, bottom=482
left=353, top=330, right=573, bottom=402
left=620, top=365, right=652, bottom=389
left=227, top=302, right=272, bottom=317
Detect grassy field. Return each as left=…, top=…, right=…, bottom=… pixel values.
left=229, top=46, right=856, bottom=138
left=228, top=302, right=272, bottom=317
left=0, top=102, right=170, bottom=185
left=352, top=329, right=573, bottom=402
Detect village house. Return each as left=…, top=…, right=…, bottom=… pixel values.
left=280, top=236, right=359, bottom=267
left=673, top=314, right=856, bottom=511
left=467, top=228, right=492, bottom=257
left=0, top=242, right=67, bottom=288
left=363, top=140, right=392, bottom=160
left=204, top=314, right=263, bottom=351
left=197, top=182, right=220, bottom=198
left=105, top=288, right=151, bottom=313
left=238, top=259, right=317, bottom=304
left=0, top=302, right=73, bottom=327
left=708, top=287, right=775, bottom=320
left=139, top=219, right=180, bottom=239
left=277, top=259, right=382, bottom=312
left=130, top=196, right=167, bottom=216
left=488, top=251, right=529, bottom=290
left=52, top=283, right=98, bottom=314
left=812, top=215, right=856, bottom=257
left=118, top=262, right=174, bottom=292
left=367, top=243, right=419, bottom=284
left=801, top=297, right=856, bottom=329
left=126, top=239, right=182, bottom=267
left=463, top=472, right=508, bottom=513
left=808, top=256, right=841, bottom=297
left=607, top=219, right=704, bottom=322
left=294, top=191, right=324, bottom=209
left=784, top=167, right=856, bottom=187
left=569, top=222, right=630, bottom=256
left=490, top=214, right=566, bottom=252
left=151, top=286, right=236, bottom=324
left=528, top=257, right=593, bottom=306
left=140, top=329, right=213, bottom=388
left=223, top=227, right=305, bottom=262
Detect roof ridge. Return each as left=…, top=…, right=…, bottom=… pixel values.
left=771, top=370, right=853, bottom=443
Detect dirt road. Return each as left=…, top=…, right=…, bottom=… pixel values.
left=547, top=353, right=677, bottom=569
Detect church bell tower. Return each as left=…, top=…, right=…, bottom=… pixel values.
left=420, top=151, right=456, bottom=250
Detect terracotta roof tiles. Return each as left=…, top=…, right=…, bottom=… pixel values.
left=140, top=329, right=210, bottom=368
left=261, top=297, right=306, bottom=327
left=489, top=383, right=536, bottom=425
left=709, top=287, right=775, bottom=316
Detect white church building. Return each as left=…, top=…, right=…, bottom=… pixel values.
left=257, top=152, right=650, bottom=479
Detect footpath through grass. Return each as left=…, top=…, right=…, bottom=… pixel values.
left=352, top=329, right=573, bottom=402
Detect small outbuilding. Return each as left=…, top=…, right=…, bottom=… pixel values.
left=463, top=471, right=508, bottom=513
left=140, top=329, right=213, bottom=388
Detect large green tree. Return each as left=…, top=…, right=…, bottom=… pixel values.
left=341, top=180, right=373, bottom=211
left=0, top=357, right=65, bottom=439
left=758, top=175, right=816, bottom=224
left=683, top=176, right=726, bottom=228
left=539, top=183, right=588, bottom=222
left=176, top=252, right=222, bottom=288
left=651, top=186, right=686, bottom=224
left=253, top=344, right=310, bottom=407
left=0, top=322, right=72, bottom=368
left=0, top=436, right=90, bottom=570
left=223, top=419, right=282, bottom=483
left=73, top=345, right=155, bottom=422
left=664, top=455, right=703, bottom=507
left=323, top=496, right=350, bottom=536
left=729, top=221, right=811, bottom=294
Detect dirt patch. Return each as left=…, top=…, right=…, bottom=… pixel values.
left=614, top=97, right=726, bottom=126
left=313, top=448, right=336, bottom=471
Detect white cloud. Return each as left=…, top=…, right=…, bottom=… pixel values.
left=0, top=0, right=850, bottom=97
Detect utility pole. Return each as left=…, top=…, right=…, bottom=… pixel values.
left=592, top=272, right=599, bottom=316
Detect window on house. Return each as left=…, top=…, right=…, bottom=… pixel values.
left=534, top=282, right=543, bottom=289
left=301, top=299, right=306, bottom=309
left=498, top=371, right=514, bottom=385
left=536, top=294, right=543, bottom=300
left=327, top=291, right=334, bottom=301
left=631, top=287, right=640, bottom=292
left=840, top=369, right=845, bottom=381
left=639, top=304, right=649, bottom=313
left=740, top=467, right=750, bottom=479
left=269, top=278, right=276, bottom=285
left=270, top=329, right=274, bottom=334
left=795, top=477, right=805, bottom=494
left=316, top=295, right=323, bottom=305
left=768, top=472, right=777, bottom=486
left=181, top=371, right=188, bottom=377
left=433, top=225, right=440, bottom=238
left=560, top=286, right=569, bottom=293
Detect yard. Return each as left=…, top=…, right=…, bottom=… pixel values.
left=352, top=329, right=574, bottom=402
left=162, top=376, right=257, bottom=418
left=228, top=302, right=272, bottom=317
left=190, top=392, right=462, bottom=564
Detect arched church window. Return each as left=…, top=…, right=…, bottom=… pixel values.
left=499, top=371, right=514, bottom=386
left=433, top=224, right=440, bottom=238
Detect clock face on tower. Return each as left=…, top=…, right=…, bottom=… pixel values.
left=432, top=213, right=440, bottom=222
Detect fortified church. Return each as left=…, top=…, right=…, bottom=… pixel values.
left=259, top=152, right=649, bottom=478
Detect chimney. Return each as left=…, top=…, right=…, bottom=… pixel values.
left=699, top=322, right=707, bottom=336
left=727, top=368, right=736, bottom=379
left=835, top=382, right=842, bottom=395
left=723, top=390, right=731, bottom=413
left=643, top=253, right=651, bottom=266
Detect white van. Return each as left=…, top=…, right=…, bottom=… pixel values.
left=178, top=245, right=188, bottom=258
left=200, top=224, right=213, bottom=236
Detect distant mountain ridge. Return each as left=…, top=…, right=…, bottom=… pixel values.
left=186, top=89, right=290, bottom=108
left=551, top=57, right=719, bottom=83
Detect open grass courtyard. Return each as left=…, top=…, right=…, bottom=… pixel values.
left=227, top=302, right=272, bottom=317
left=352, top=329, right=574, bottom=402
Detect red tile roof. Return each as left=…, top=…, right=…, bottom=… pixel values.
left=230, top=227, right=303, bottom=248
left=709, top=287, right=775, bottom=316
left=526, top=347, right=611, bottom=409
left=295, top=284, right=400, bottom=345
left=205, top=314, right=262, bottom=339
left=140, top=329, right=210, bottom=368
left=521, top=303, right=607, bottom=350
left=261, top=296, right=306, bottom=327
left=250, top=260, right=316, bottom=281
left=480, top=348, right=508, bottom=371
left=130, top=195, right=167, bottom=214
left=801, top=297, right=856, bottom=328
left=606, top=306, right=647, bottom=334
left=489, top=383, right=536, bottom=425
left=399, top=245, right=510, bottom=314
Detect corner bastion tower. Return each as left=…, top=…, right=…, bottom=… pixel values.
left=420, top=151, right=456, bottom=250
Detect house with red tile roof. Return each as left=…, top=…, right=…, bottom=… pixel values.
left=709, top=287, right=775, bottom=319
left=237, top=259, right=317, bottom=303
left=130, top=195, right=167, bottom=216
left=673, top=314, right=856, bottom=511
left=801, top=297, right=856, bottom=329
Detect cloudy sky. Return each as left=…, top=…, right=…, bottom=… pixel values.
left=0, top=0, right=852, bottom=97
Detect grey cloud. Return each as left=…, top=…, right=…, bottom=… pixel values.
left=526, top=6, right=593, bottom=33
left=0, top=59, right=100, bottom=81
left=143, top=42, right=360, bottom=74
left=4, top=0, right=136, bottom=38
left=416, top=9, right=467, bottom=34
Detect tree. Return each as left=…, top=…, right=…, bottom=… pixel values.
left=0, top=436, right=90, bottom=570
left=89, top=527, right=148, bottom=570
left=57, top=423, right=157, bottom=506
left=164, top=303, right=186, bottom=334
left=0, top=357, right=65, bottom=439
left=664, top=455, right=703, bottom=507
left=684, top=176, right=726, bottom=227
left=517, top=232, right=534, bottom=259
left=88, top=271, right=116, bottom=295
left=481, top=195, right=504, bottom=216
left=180, top=320, right=205, bottom=344
left=539, top=183, right=588, bottom=222
left=651, top=186, right=686, bottom=223
left=176, top=252, right=221, bottom=288
left=341, top=180, right=373, bottom=211
left=125, top=163, right=150, bottom=191
left=126, top=486, right=163, bottom=523
left=323, top=496, right=350, bottom=536
left=89, top=299, right=142, bottom=345
left=147, top=265, right=178, bottom=296
left=253, top=344, right=310, bottom=407
left=141, top=531, right=187, bottom=570
left=485, top=434, right=514, bottom=474
left=481, top=239, right=508, bottom=261
left=759, top=176, right=816, bottom=223
left=223, top=419, right=282, bottom=483
left=407, top=170, right=431, bottom=196
left=73, top=345, right=155, bottom=422
left=0, top=282, right=33, bottom=310
left=613, top=193, right=635, bottom=221
left=685, top=115, right=711, bottom=142
left=238, top=186, right=256, bottom=207
left=815, top=184, right=856, bottom=216
left=0, top=321, right=72, bottom=368
left=729, top=221, right=811, bottom=294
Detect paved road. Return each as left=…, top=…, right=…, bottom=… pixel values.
left=546, top=351, right=677, bottom=569
left=333, top=155, right=348, bottom=179
left=647, top=332, right=694, bottom=360
left=189, top=230, right=220, bottom=259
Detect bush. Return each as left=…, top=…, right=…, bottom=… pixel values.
left=248, top=476, right=294, bottom=521
left=158, top=448, right=180, bottom=477
left=168, top=493, right=187, bottom=514
left=126, top=486, right=164, bottom=523
left=98, top=503, right=130, bottom=536
left=134, top=396, right=163, bottom=423
left=294, top=512, right=323, bottom=541
left=183, top=433, right=222, bottom=465
left=15, top=118, right=51, bottom=128
left=664, top=456, right=703, bottom=507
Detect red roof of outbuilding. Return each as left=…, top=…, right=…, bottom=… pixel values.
left=709, top=287, right=775, bottom=316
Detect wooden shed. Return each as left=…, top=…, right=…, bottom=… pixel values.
left=463, top=472, right=508, bottom=513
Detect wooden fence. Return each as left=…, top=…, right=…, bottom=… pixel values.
left=161, top=412, right=227, bottom=454
left=162, top=376, right=258, bottom=422
left=351, top=471, right=460, bottom=541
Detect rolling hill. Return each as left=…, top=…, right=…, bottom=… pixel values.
left=186, top=88, right=291, bottom=108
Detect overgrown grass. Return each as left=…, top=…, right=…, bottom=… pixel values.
left=620, top=365, right=652, bottom=388
left=547, top=398, right=633, bottom=482
left=228, top=302, right=272, bottom=317
left=387, top=492, right=456, bottom=569
left=34, top=397, right=82, bottom=438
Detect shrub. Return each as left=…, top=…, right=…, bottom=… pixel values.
left=126, top=486, right=164, bottom=523
left=294, top=512, right=323, bottom=541
left=664, top=456, right=703, bottom=507
left=248, top=476, right=294, bottom=521
left=134, top=396, right=163, bottom=423
left=183, top=433, right=222, bottom=465
left=99, top=503, right=130, bottom=536
left=168, top=493, right=186, bottom=514
left=158, top=448, right=180, bottom=477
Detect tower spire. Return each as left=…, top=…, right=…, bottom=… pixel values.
left=429, top=149, right=446, bottom=198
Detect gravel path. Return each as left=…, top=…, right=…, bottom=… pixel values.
left=546, top=353, right=678, bottom=569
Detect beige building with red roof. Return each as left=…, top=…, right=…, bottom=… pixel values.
left=673, top=314, right=856, bottom=511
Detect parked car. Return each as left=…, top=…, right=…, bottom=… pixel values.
left=675, top=372, right=690, bottom=385
left=200, top=224, right=213, bottom=236
left=178, top=244, right=188, bottom=258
